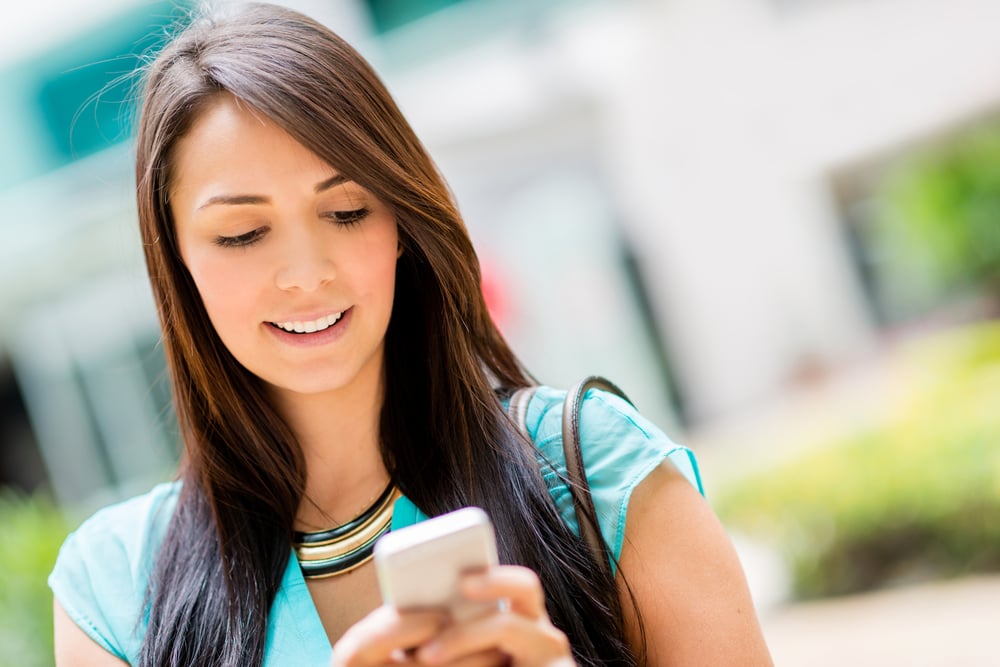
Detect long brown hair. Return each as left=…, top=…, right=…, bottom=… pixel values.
left=135, top=3, right=636, bottom=665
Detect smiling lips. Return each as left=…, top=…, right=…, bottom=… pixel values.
left=270, top=310, right=345, bottom=334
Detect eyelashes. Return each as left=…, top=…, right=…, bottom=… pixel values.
left=326, top=207, right=370, bottom=226
left=214, top=228, right=266, bottom=248
left=212, top=207, right=370, bottom=248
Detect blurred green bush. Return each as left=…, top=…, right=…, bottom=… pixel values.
left=716, top=322, right=1000, bottom=599
left=0, top=490, right=68, bottom=667
left=872, top=118, right=1000, bottom=295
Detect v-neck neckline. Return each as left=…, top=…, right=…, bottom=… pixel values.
left=266, top=495, right=427, bottom=663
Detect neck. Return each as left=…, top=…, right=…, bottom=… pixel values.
left=270, top=356, right=391, bottom=532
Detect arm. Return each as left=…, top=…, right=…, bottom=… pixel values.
left=54, top=600, right=130, bottom=667
left=617, top=461, right=773, bottom=666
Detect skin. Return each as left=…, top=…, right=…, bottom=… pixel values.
left=168, top=95, right=399, bottom=525
left=54, top=95, right=773, bottom=665
left=617, top=462, right=774, bottom=665
left=54, top=602, right=129, bottom=667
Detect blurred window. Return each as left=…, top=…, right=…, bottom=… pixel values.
left=832, top=112, right=1000, bottom=331
left=364, top=0, right=469, bottom=33
left=8, top=277, right=178, bottom=508
left=31, top=2, right=183, bottom=163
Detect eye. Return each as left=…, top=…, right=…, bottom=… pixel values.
left=324, top=207, right=370, bottom=227
left=213, top=228, right=267, bottom=248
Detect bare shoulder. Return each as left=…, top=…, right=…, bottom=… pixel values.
left=54, top=600, right=130, bottom=667
left=617, top=460, right=773, bottom=666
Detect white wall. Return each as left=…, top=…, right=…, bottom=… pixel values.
left=383, top=0, right=1000, bottom=421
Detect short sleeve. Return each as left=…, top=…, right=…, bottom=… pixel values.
left=48, top=482, right=179, bottom=664
left=525, top=386, right=702, bottom=573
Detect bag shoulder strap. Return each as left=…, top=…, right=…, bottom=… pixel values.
left=562, top=376, right=632, bottom=571
left=507, top=386, right=538, bottom=437
left=505, top=377, right=633, bottom=573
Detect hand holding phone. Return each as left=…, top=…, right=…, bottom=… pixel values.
left=374, top=507, right=500, bottom=623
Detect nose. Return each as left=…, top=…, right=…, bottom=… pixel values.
left=273, top=224, right=336, bottom=292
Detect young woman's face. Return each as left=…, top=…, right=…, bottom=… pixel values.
left=170, top=95, right=400, bottom=399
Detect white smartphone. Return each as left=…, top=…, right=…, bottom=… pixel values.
left=374, top=506, right=500, bottom=623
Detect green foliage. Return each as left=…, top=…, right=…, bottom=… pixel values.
left=0, top=490, right=69, bottom=667
left=716, top=322, right=1000, bottom=599
left=872, top=119, right=1000, bottom=293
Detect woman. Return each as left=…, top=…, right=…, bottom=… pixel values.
left=49, top=3, right=772, bottom=665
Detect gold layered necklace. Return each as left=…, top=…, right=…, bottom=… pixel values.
left=293, top=483, right=400, bottom=579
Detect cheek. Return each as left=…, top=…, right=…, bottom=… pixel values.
left=362, top=242, right=401, bottom=307
left=184, top=252, right=262, bottom=333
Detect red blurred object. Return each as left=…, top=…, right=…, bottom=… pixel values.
left=480, top=259, right=511, bottom=330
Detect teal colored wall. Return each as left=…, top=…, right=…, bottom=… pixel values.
left=0, top=1, right=186, bottom=190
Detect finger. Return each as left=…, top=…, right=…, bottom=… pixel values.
left=415, top=612, right=569, bottom=666
left=460, top=566, right=546, bottom=618
left=332, top=605, right=447, bottom=665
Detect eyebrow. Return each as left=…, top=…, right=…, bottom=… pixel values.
left=315, top=174, right=349, bottom=193
left=196, top=174, right=351, bottom=210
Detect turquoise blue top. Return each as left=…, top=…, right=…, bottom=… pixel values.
left=49, top=386, right=701, bottom=665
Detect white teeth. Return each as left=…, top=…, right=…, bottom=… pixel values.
left=273, top=311, right=344, bottom=334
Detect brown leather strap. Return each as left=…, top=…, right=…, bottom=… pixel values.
left=505, top=379, right=633, bottom=572
left=508, top=386, right=538, bottom=437
left=562, top=376, right=632, bottom=572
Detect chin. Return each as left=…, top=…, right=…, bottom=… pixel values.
left=270, top=378, right=351, bottom=397
left=262, top=368, right=362, bottom=398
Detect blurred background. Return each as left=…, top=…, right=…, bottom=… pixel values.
left=2, top=0, right=998, bottom=664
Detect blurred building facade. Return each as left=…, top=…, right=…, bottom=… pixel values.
left=2, top=0, right=999, bottom=507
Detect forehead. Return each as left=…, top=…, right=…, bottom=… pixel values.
left=168, top=95, right=332, bottom=199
